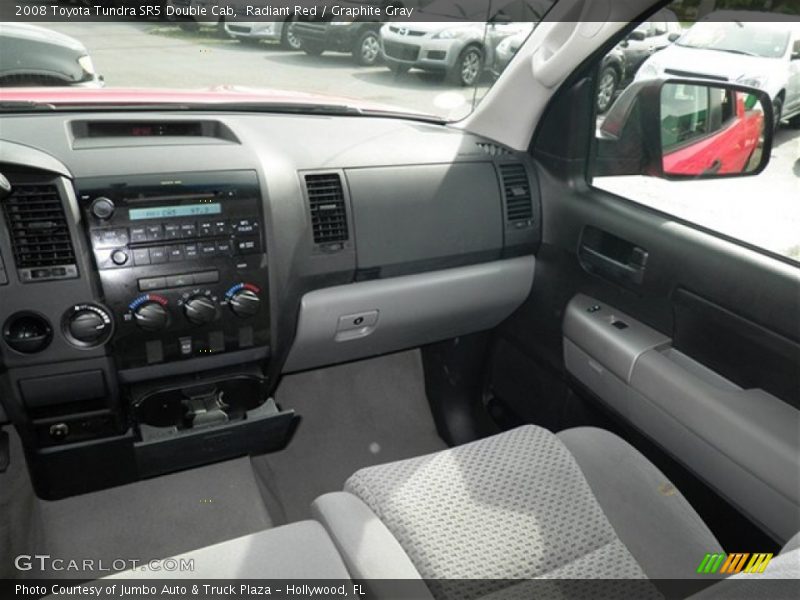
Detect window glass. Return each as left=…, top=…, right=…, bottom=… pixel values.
left=590, top=1, right=800, bottom=263
left=0, top=0, right=559, bottom=122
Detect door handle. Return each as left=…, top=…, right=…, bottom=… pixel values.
left=703, top=159, right=722, bottom=175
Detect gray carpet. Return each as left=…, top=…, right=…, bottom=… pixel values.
left=23, top=456, right=272, bottom=579
left=1, top=348, right=443, bottom=577
left=252, top=349, right=446, bottom=524
left=0, top=426, right=44, bottom=579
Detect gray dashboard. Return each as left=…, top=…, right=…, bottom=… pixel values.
left=0, top=110, right=539, bottom=497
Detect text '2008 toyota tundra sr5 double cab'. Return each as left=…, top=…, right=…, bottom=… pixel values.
left=0, top=0, right=799, bottom=598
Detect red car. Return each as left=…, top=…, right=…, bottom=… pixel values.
left=661, top=87, right=764, bottom=176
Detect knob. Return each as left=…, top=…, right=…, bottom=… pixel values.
left=134, top=302, right=169, bottom=332
left=229, top=289, right=260, bottom=318
left=184, top=296, right=217, bottom=326
left=91, top=196, right=115, bottom=220
left=68, top=309, right=108, bottom=344
left=111, top=248, right=129, bottom=266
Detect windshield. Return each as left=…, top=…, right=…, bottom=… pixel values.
left=677, top=21, right=790, bottom=58
left=0, top=0, right=557, bottom=121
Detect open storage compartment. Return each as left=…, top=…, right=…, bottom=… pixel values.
left=132, top=373, right=298, bottom=477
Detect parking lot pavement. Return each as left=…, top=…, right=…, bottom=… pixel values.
left=39, top=20, right=490, bottom=120
left=14, top=20, right=800, bottom=261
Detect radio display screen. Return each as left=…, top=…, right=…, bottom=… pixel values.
left=129, top=203, right=222, bottom=221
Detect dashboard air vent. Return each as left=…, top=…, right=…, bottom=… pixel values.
left=499, top=163, right=533, bottom=224
left=305, top=173, right=349, bottom=247
left=2, top=183, right=78, bottom=282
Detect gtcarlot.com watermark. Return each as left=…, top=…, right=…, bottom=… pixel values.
left=14, top=554, right=195, bottom=573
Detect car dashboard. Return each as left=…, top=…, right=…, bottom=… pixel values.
left=0, top=111, right=539, bottom=498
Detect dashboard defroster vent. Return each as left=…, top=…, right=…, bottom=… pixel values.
left=305, top=173, right=349, bottom=248
left=499, top=163, right=533, bottom=225
left=1, top=183, right=78, bottom=282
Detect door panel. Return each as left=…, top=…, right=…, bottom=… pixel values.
left=488, top=137, right=800, bottom=545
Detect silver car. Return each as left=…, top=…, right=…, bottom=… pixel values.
left=380, top=0, right=549, bottom=86
left=224, top=20, right=302, bottom=50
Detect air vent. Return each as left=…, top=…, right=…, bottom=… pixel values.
left=499, top=163, right=533, bottom=225
left=476, top=141, right=512, bottom=157
left=2, top=183, right=78, bottom=282
left=305, top=173, right=349, bottom=247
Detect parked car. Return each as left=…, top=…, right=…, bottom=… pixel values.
left=660, top=86, right=765, bottom=176
left=381, top=0, right=550, bottom=86
left=0, top=23, right=103, bottom=87
left=619, top=8, right=682, bottom=75
left=224, top=19, right=302, bottom=50
left=494, top=28, right=625, bottom=113
left=636, top=12, right=800, bottom=130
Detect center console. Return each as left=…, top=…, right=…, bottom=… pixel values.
left=76, top=170, right=270, bottom=375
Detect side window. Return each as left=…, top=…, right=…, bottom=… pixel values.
left=589, top=1, right=800, bottom=263
left=660, top=84, right=712, bottom=151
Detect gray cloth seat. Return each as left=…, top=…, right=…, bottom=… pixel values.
left=104, top=520, right=351, bottom=580
left=313, top=424, right=791, bottom=599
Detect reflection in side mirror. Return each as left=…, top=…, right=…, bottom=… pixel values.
left=627, top=30, right=647, bottom=42
left=660, top=83, right=767, bottom=177
left=595, top=78, right=773, bottom=180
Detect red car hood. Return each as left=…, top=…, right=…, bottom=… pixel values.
left=0, top=85, right=417, bottom=115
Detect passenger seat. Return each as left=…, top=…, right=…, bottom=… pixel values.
left=313, top=425, right=797, bottom=598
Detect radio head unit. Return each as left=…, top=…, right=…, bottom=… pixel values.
left=76, top=170, right=269, bottom=372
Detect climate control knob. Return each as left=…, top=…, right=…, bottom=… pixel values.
left=184, top=295, right=217, bottom=326
left=229, top=289, right=260, bottom=318
left=65, top=304, right=113, bottom=346
left=133, top=302, right=169, bottom=332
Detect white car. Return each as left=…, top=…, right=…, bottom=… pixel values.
left=635, top=12, right=800, bottom=129
left=224, top=20, right=302, bottom=50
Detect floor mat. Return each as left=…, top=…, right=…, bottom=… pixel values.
left=31, top=456, right=272, bottom=579
left=252, top=349, right=446, bottom=524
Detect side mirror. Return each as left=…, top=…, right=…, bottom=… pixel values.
left=627, top=30, right=647, bottom=42
left=668, top=32, right=680, bottom=42
left=595, top=79, right=773, bottom=180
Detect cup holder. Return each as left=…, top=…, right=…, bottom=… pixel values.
left=134, top=375, right=267, bottom=432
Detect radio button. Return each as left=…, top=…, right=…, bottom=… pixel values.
left=131, top=227, right=148, bottom=243
left=233, top=218, right=259, bottom=234
left=149, top=246, right=168, bottom=264
left=92, top=228, right=129, bottom=249
left=193, top=270, right=219, bottom=285
left=164, top=224, right=181, bottom=239
left=132, top=248, right=151, bottom=266
left=180, top=223, right=197, bottom=238
left=213, top=220, right=229, bottom=235
left=111, top=249, right=129, bottom=266
left=216, top=240, right=232, bottom=256
left=167, top=246, right=184, bottom=262
left=139, top=277, right=166, bottom=292
left=146, top=225, right=164, bottom=241
left=198, top=221, right=214, bottom=237
left=235, top=237, right=259, bottom=255
left=184, top=243, right=199, bottom=259
left=199, top=242, right=217, bottom=257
